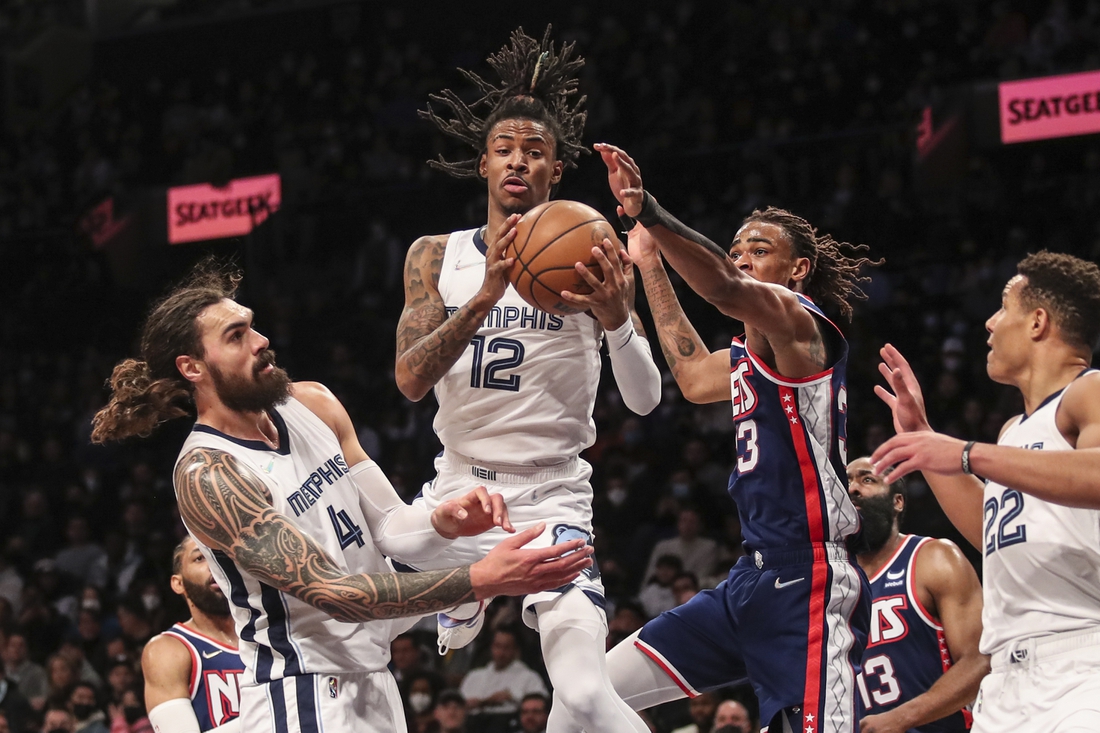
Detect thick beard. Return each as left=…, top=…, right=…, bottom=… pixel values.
left=855, top=493, right=897, bottom=554
left=209, top=350, right=291, bottom=414
left=182, top=575, right=230, bottom=617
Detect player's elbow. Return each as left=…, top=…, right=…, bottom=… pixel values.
left=394, top=364, right=430, bottom=402
left=623, top=388, right=660, bottom=416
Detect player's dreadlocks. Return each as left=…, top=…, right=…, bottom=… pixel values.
left=745, top=207, right=880, bottom=321
left=420, top=26, right=588, bottom=179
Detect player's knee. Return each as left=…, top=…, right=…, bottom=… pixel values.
left=554, top=678, right=609, bottom=724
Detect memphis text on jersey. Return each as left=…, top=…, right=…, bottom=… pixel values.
left=445, top=305, right=564, bottom=332
left=287, top=454, right=350, bottom=517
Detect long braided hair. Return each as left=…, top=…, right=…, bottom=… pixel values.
left=419, top=26, right=588, bottom=179
left=745, top=207, right=880, bottom=320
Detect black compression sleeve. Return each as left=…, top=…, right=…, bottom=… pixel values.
left=633, top=191, right=729, bottom=260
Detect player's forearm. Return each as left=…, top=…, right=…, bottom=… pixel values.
left=636, top=259, right=714, bottom=400
left=886, top=652, right=989, bottom=729
left=606, top=316, right=661, bottom=415
left=351, top=460, right=454, bottom=563
left=969, top=443, right=1100, bottom=509
left=922, top=473, right=985, bottom=549
left=395, top=300, right=490, bottom=400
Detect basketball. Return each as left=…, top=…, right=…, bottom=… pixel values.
left=506, top=200, right=620, bottom=316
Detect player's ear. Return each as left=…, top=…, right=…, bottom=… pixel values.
left=169, top=574, right=185, bottom=596
left=1030, top=307, right=1050, bottom=341
left=478, top=152, right=488, bottom=179
left=551, top=159, right=563, bottom=185
left=790, top=256, right=812, bottom=284
left=176, top=354, right=204, bottom=384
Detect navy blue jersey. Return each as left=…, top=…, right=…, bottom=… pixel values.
left=161, top=623, right=245, bottom=731
left=857, top=535, right=970, bottom=732
left=729, top=294, right=859, bottom=549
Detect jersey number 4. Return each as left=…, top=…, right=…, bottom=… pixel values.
left=327, top=506, right=365, bottom=550
left=983, top=489, right=1027, bottom=556
left=469, top=336, right=524, bottom=391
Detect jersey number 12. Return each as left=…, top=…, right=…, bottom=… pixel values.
left=469, top=336, right=525, bottom=391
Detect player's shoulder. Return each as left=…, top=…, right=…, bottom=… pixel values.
left=143, top=631, right=194, bottom=673
left=289, top=381, right=347, bottom=429
left=405, top=233, right=451, bottom=262
left=1060, top=369, right=1100, bottom=415
left=913, top=536, right=975, bottom=587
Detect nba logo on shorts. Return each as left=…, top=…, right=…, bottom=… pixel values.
left=328, top=677, right=338, bottom=699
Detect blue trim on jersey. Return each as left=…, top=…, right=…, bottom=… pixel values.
left=192, top=408, right=290, bottom=455
left=259, top=583, right=302, bottom=676
left=1019, top=368, right=1095, bottom=423
left=295, top=676, right=320, bottom=733
left=270, top=680, right=288, bottom=733
left=213, top=551, right=276, bottom=682
left=473, top=227, right=488, bottom=255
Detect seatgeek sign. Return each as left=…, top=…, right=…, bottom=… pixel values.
left=168, top=173, right=281, bottom=244
left=999, top=69, right=1100, bottom=144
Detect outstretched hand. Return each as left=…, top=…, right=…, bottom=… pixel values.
left=595, top=143, right=645, bottom=218
left=559, top=237, right=633, bottom=330
left=471, top=523, right=593, bottom=599
left=870, top=430, right=968, bottom=482
left=875, top=343, right=932, bottom=435
left=431, top=485, right=514, bottom=539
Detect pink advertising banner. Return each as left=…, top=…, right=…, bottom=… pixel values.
left=999, top=69, right=1100, bottom=144
left=167, top=173, right=281, bottom=244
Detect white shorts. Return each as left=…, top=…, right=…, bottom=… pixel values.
left=408, top=450, right=604, bottom=630
left=973, top=628, right=1100, bottom=733
left=239, top=671, right=404, bottom=733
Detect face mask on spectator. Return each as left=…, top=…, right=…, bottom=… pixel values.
left=409, top=692, right=432, bottom=713
left=608, top=487, right=627, bottom=507
left=72, top=704, right=96, bottom=720
left=142, top=593, right=160, bottom=612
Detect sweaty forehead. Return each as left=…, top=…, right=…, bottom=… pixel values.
left=734, top=221, right=788, bottom=246
left=197, top=299, right=250, bottom=330
left=1003, top=274, right=1026, bottom=301
left=846, top=457, right=875, bottom=477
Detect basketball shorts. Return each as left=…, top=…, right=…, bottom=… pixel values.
left=406, top=449, right=604, bottom=630
left=972, top=628, right=1100, bottom=733
left=635, top=543, right=869, bottom=731
left=239, top=671, right=404, bottom=733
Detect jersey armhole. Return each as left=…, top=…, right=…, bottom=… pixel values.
left=906, top=538, right=943, bottom=630
left=161, top=631, right=201, bottom=699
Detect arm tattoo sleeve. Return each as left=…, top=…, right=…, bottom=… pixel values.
left=174, top=448, right=476, bottom=623
left=636, top=261, right=710, bottom=378
left=395, top=236, right=488, bottom=388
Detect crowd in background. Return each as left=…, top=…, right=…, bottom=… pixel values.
left=2, top=1, right=1100, bottom=731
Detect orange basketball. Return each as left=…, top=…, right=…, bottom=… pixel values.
left=506, top=200, right=619, bottom=316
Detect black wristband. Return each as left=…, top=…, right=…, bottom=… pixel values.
left=630, top=191, right=730, bottom=260
left=634, top=191, right=660, bottom=228
left=961, top=440, right=977, bottom=475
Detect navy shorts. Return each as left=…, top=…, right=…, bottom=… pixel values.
left=636, top=544, right=870, bottom=731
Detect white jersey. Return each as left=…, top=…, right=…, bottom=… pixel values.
left=433, top=227, right=603, bottom=465
left=175, top=398, right=407, bottom=686
left=980, top=376, right=1100, bottom=656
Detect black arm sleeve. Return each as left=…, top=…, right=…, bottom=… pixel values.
left=634, top=191, right=730, bottom=260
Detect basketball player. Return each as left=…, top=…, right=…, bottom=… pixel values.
left=89, top=262, right=594, bottom=733
left=398, top=29, right=661, bottom=733
left=846, top=457, right=987, bottom=733
left=593, top=144, right=876, bottom=733
left=142, top=537, right=245, bottom=733
left=871, top=251, right=1100, bottom=733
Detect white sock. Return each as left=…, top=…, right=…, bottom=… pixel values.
left=536, top=590, right=650, bottom=733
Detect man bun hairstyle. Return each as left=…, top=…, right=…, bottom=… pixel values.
left=91, top=258, right=241, bottom=443
left=1016, top=251, right=1100, bottom=352
left=420, top=25, right=588, bottom=179
left=743, top=206, right=880, bottom=321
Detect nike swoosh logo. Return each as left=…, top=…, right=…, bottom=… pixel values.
left=886, top=570, right=905, bottom=580
left=454, top=260, right=483, bottom=271
left=774, top=577, right=805, bottom=589
left=202, top=650, right=222, bottom=659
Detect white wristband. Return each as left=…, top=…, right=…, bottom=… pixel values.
left=606, top=319, right=661, bottom=416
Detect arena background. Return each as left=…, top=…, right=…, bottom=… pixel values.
left=1, top=0, right=1098, bottom=731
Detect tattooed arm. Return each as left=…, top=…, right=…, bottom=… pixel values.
left=395, top=216, right=520, bottom=402
left=174, top=448, right=591, bottom=623
left=628, top=228, right=731, bottom=405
